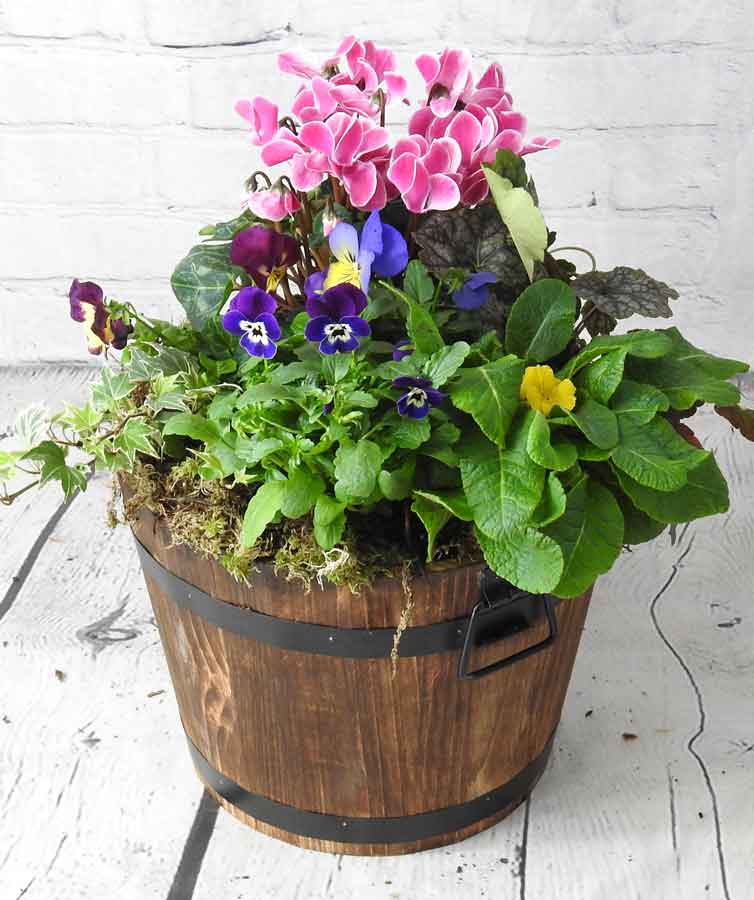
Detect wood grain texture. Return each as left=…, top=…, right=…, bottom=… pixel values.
left=133, top=506, right=592, bottom=855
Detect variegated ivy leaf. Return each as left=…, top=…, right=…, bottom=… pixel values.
left=12, top=403, right=51, bottom=451
left=572, top=267, right=679, bottom=320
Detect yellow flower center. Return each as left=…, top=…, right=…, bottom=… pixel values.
left=520, top=365, right=577, bottom=416
left=324, top=257, right=362, bottom=291
left=266, top=266, right=287, bottom=292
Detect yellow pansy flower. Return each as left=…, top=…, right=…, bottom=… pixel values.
left=520, top=365, right=577, bottom=416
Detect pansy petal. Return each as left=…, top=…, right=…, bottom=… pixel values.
left=359, top=210, right=384, bottom=258
left=341, top=315, right=371, bottom=338
left=255, top=311, right=281, bottom=341
left=222, top=309, right=247, bottom=336
left=304, top=271, right=326, bottom=299
left=371, top=222, right=408, bottom=277
left=319, top=338, right=339, bottom=355
left=328, top=222, right=360, bottom=263
left=305, top=315, right=330, bottom=342
left=260, top=340, right=278, bottom=359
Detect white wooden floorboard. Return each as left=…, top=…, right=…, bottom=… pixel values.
left=0, top=474, right=202, bottom=900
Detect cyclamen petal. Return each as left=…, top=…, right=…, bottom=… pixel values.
left=278, top=50, right=320, bottom=79
left=427, top=174, right=460, bottom=211
left=235, top=96, right=278, bottom=146
left=339, top=161, right=378, bottom=208
left=246, top=187, right=300, bottom=221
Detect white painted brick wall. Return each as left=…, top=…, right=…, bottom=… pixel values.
left=1, top=0, right=752, bottom=363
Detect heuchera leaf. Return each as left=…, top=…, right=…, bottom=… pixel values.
left=571, top=267, right=679, bottom=319
left=505, top=279, right=577, bottom=362
left=715, top=405, right=754, bottom=442
left=545, top=477, right=624, bottom=598
left=460, top=423, right=545, bottom=540
left=449, top=356, right=525, bottom=446
left=611, top=415, right=709, bottom=491
left=613, top=454, right=729, bottom=523
left=484, top=169, right=548, bottom=281
left=475, top=526, right=564, bottom=594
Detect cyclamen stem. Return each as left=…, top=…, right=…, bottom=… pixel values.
left=550, top=246, right=598, bottom=272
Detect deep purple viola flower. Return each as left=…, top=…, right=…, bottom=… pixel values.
left=230, top=226, right=299, bottom=292
left=392, top=338, right=413, bottom=361
left=304, top=283, right=371, bottom=355
left=392, top=376, right=446, bottom=419
left=452, top=271, right=497, bottom=310
left=222, top=286, right=281, bottom=359
left=304, top=270, right=326, bottom=300
left=68, top=278, right=132, bottom=355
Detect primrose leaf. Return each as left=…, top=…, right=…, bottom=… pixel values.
left=412, top=488, right=473, bottom=521
left=485, top=148, right=528, bottom=188
left=526, top=411, right=578, bottom=471
left=611, top=415, right=708, bottom=491
left=505, top=279, right=577, bottom=362
left=423, top=342, right=470, bottom=387
left=609, top=380, right=669, bottom=424
left=572, top=267, right=679, bottom=319
left=241, top=481, right=285, bottom=548
left=313, top=495, right=346, bottom=550
left=559, top=330, right=673, bottom=379
left=531, top=472, right=567, bottom=528
left=579, top=350, right=626, bottom=404
left=449, top=355, right=525, bottom=446
left=334, top=439, right=382, bottom=500
left=171, top=243, right=239, bottom=331
left=411, top=495, right=452, bottom=561
left=562, top=396, right=619, bottom=449
left=484, top=169, right=548, bottom=281
left=545, top=477, right=624, bottom=598
left=475, top=526, right=564, bottom=594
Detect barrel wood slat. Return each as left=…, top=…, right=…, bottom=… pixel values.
left=132, top=507, right=591, bottom=856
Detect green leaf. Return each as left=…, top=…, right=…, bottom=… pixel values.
left=322, top=353, right=353, bottom=384
left=411, top=495, right=452, bottom=561
left=23, top=441, right=87, bottom=500
left=526, top=411, right=579, bottom=471
left=545, top=478, right=624, bottom=598
left=460, top=423, right=545, bottom=540
left=419, top=420, right=461, bottom=466
left=563, top=397, right=619, bottom=449
left=423, top=342, right=470, bottom=387
left=486, top=148, right=528, bottom=188
left=625, top=327, right=748, bottom=409
left=611, top=415, right=708, bottom=491
left=313, top=495, right=346, bottom=550
left=616, top=492, right=667, bottom=544
left=559, top=330, right=673, bottom=379
left=531, top=472, right=567, bottom=527
left=58, top=403, right=103, bottom=435
left=334, top=439, right=382, bottom=500
left=614, top=454, right=729, bottom=523
left=609, top=380, right=669, bottom=424
left=579, top=350, right=626, bottom=404
left=280, top=467, right=325, bottom=518
left=237, top=383, right=298, bottom=406
left=381, top=411, right=431, bottom=450
left=342, top=390, right=378, bottom=409
left=91, top=369, right=134, bottom=411
left=505, top=279, right=577, bottom=361
left=127, top=346, right=196, bottom=382
left=162, top=412, right=221, bottom=445
left=403, top=260, right=435, bottom=304
left=475, top=526, right=564, bottom=594
left=270, top=361, right=319, bottom=384
left=449, top=355, right=525, bottom=446
left=117, top=418, right=159, bottom=458
left=484, top=169, right=548, bottom=280
left=571, top=267, right=679, bottom=319
left=241, top=481, right=285, bottom=547
left=234, top=437, right=283, bottom=466
left=207, top=390, right=239, bottom=421
left=405, top=298, right=444, bottom=355
left=412, top=488, right=473, bottom=521
left=378, top=458, right=416, bottom=501
left=171, top=243, right=238, bottom=331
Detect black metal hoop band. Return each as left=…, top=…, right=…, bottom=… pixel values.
left=135, top=536, right=558, bottom=664
left=187, top=732, right=554, bottom=844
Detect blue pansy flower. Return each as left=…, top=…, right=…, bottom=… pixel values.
left=392, top=338, right=413, bottom=361
left=323, top=210, right=409, bottom=293
left=392, top=376, right=446, bottom=419
left=452, top=272, right=497, bottom=309
left=222, top=287, right=281, bottom=358
left=304, top=284, right=371, bottom=355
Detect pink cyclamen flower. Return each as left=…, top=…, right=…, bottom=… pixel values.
left=277, top=49, right=321, bottom=79
left=234, top=97, right=279, bottom=146
left=415, top=48, right=473, bottom=118
left=387, top=135, right=461, bottom=213
left=326, top=35, right=408, bottom=102
left=246, top=183, right=301, bottom=221
left=292, top=76, right=378, bottom=123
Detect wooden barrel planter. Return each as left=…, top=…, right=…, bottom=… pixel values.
left=132, top=507, right=591, bottom=856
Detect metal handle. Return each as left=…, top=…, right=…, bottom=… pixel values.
left=457, top=589, right=559, bottom=680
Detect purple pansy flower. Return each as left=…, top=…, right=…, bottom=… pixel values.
left=230, top=226, right=299, bottom=292
left=323, top=210, right=409, bottom=293
left=392, top=338, right=413, bottom=361
left=68, top=278, right=131, bottom=355
left=304, top=283, right=371, bottom=355
left=392, top=376, right=446, bottom=419
left=452, top=271, right=497, bottom=309
left=222, top=287, right=281, bottom=359
left=304, top=270, right=326, bottom=300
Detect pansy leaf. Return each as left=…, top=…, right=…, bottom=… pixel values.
left=379, top=411, right=432, bottom=450
left=545, top=477, right=624, bottom=598
left=578, top=350, right=626, bottom=404
left=162, top=412, right=222, bottom=445
left=475, top=526, right=564, bottom=594
left=505, top=279, right=577, bottom=362
left=613, top=454, right=729, bottom=523
left=460, top=423, right=545, bottom=540
left=449, top=355, right=525, bottom=446
left=715, top=404, right=754, bottom=442
left=378, top=458, right=416, bottom=501
left=572, top=267, right=679, bottom=319
left=411, top=495, right=451, bottom=561
left=234, top=437, right=283, bottom=466
left=484, top=169, right=548, bottom=281
left=420, top=421, right=461, bottom=466
left=559, top=330, right=673, bottom=379
left=611, top=415, right=708, bottom=491
left=403, top=260, right=435, bottom=304
left=526, top=411, right=579, bottom=471
left=241, top=480, right=285, bottom=547
left=171, top=243, right=240, bottom=331
left=423, top=342, right=470, bottom=387
left=313, top=495, right=346, bottom=550
left=334, top=439, right=382, bottom=500
left=280, top=467, right=325, bottom=519
left=405, top=299, right=444, bottom=355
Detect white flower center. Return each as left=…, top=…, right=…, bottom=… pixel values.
left=405, top=387, right=428, bottom=407
left=324, top=322, right=353, bottom=344
left=241, top=319, right=269, bottom=345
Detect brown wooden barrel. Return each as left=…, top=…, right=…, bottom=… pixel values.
left=132, top=507, right=591, bottom=856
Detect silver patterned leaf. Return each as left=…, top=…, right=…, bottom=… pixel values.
left=572, top=267, right=679, bottom=319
